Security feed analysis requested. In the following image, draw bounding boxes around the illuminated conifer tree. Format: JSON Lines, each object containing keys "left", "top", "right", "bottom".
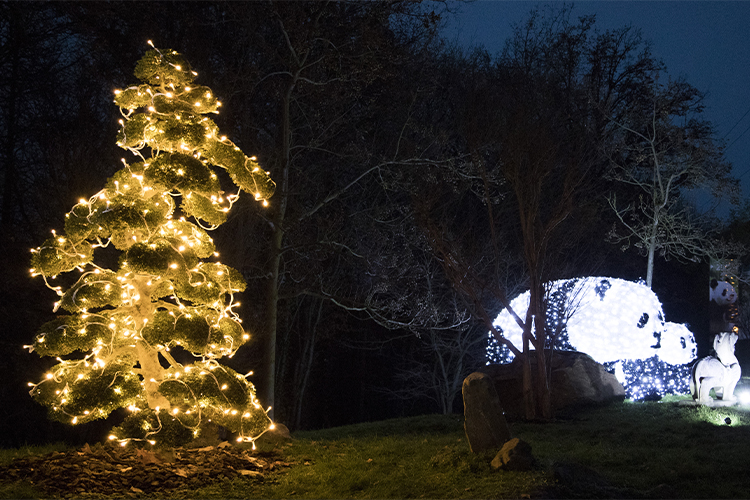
{"left": 26, "top": 43, "right": 275, "bottom": 446}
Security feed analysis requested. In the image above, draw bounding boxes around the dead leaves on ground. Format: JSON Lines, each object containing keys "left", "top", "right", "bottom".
{"left": 0, "top": 442, "right": 293, "bottom": 498}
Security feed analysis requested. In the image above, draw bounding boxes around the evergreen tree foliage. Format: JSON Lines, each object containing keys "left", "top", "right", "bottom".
{"left": 26, "top": 44, "right": 275, "bottom": 446}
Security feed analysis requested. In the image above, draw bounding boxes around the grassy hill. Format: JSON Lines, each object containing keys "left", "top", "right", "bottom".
{"left": 3, "top": 399, "right": 750, "bottom": 498}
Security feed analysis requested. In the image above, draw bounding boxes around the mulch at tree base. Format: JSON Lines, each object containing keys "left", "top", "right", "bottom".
{"left": 0, "top": 441, "right": 293, "bottom": 498}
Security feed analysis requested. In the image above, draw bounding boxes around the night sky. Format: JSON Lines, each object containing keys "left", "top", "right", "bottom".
{"left": 446, "top": 1, "right": 750, "bottom": 216}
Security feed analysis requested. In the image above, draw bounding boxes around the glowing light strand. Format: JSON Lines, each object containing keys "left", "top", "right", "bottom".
{"left": 26, "top": 43, "right": 276, "bottom": 447}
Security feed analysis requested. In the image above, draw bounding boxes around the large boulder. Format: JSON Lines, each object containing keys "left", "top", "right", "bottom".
{"left": 482, "top": 351, "right": 625, "bottom": 420}
{"left": 462, "top": 372, "right": 512, "bottom": 453}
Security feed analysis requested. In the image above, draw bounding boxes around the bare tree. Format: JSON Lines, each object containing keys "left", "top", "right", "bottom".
{"left": 199, "top": 1, "right": 454, "bottom": 421}
{"left": 386, "top": 324, "right": 487, "bottom": 415}
{"left": 408, "top": 7, "right": 665, "bottom": 420}
{"left": 364, "top": 254, "right": 486, "bottom": 415}
{"left": 310, "top": 187, "right": 490, "bottom": 415}
{"left": 606, "top": 78, "right": 739, "bottom": 288}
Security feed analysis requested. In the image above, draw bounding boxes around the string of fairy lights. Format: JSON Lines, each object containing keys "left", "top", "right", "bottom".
{"left": 487, "top": 277, "right": 698, "bottom": 400}
{"left": 26, "top": 42, "right": 276, "bottom": 447}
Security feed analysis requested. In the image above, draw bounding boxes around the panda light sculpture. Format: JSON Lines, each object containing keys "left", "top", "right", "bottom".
{"left": 487, "top": 277, "right": 697, "bottom": 400}
{"left": 709, "top": 279, "right": 738, "bottom": 336}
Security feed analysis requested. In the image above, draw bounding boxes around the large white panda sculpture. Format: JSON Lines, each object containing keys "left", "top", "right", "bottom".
{"left": 491, "top": 277, "right": 696, "bottom": 364}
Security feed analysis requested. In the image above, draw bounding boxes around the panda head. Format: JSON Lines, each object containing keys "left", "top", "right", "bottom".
{"left": 658, "top": 322, "right": 697, "bottom": 365}
{"left": 710, "top": 279, "right": 737, "bottom": 306}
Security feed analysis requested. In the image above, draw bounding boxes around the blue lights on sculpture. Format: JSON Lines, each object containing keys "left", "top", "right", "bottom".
{"left": 486, "top": 277, "right": 697, "bottom": 400}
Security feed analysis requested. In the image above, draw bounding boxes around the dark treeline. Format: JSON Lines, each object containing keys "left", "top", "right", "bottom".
{"left": 0, "top": 1, "right": 738, "bottom": 446}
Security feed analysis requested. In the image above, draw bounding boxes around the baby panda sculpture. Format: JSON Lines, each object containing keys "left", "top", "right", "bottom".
{"left": 691, "top": 331, "right": 741, "bottom": 406}
{"left": 660, "top": 322, "right": 698, "bottom": 365}
{"left": 710, "top": 279, "right": 738, "bottom": 336}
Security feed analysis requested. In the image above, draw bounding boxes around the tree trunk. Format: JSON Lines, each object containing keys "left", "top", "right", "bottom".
{"left": 525, "top": 271, "right": 552, "bottom": 420}
{"left": 521, "top": 307, "right": 535, "bottom": 420}
{"left": 265, "top": 228, "right": 281, "bottom": 420}
{"left": 291, "top": 297, "right": 322, "bottom": 430}
{"left": 292, "top": 327, "right": 315, "bottom": 430}
{"left": 533, "top": 313, "right": 552, "bottom": 419}
{"left": 135, "top": 342, "right": 171, "bottom": 410}
{"left": 264, "top": 79, "right": 294, "bottom": 421}
{"left": 432, "top": 332, "right": 451, "bottom": 414}
{"left": 646, "top": 228, "right": 656, "bottom": 289}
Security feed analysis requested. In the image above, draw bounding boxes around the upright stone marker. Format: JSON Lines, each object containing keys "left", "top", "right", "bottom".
{"left": 462, "top": 371, "right": 511, "bottom": 453}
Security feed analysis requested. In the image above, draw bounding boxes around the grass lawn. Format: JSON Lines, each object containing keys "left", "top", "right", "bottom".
{"left": 2, "top": 399, "right": 750, "bottom": 498}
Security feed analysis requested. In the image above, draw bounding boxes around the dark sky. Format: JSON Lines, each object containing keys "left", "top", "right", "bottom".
{"left": 445, "top": 1, "right": 750, "bottom": 217}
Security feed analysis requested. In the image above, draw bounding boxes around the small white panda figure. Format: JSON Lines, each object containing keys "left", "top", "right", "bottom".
{"left": 709, "top": 279, "right": 738, "bottom": 336}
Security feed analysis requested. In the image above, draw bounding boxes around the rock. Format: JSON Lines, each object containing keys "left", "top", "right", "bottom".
{"left": 272, "top": 422, "right": 292, "bottom": 439}
{"left": 551, "top": 351, "right": 625, "bottom": 409}
{"left": 482, "top": 351, "right": 625, "bottom": 420}
{"left": 255, "top": 422, "right": 292, "bottom": 447}
{"left": 490, "top": 438, "right": 534, "bottom": 471}
{"left": 462, "top": 372, "right": 512, "bottom": 453}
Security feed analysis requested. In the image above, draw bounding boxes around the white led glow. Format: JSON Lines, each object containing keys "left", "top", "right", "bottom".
{"left": 488, "top": 277, "right": 698, "bottom": 400}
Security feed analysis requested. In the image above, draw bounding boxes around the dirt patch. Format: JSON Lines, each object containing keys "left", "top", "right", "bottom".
{"left": 0, "top": 441, "right": 293, "bottom": 498}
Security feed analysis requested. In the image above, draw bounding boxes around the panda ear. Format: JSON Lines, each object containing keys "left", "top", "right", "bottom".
{"left": 710, "top": 279, "right": 718, "bottom": 289}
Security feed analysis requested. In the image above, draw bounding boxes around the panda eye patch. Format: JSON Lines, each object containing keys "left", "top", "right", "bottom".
{"left": 637, "top": 313, "right": 649, "bottom": 328}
